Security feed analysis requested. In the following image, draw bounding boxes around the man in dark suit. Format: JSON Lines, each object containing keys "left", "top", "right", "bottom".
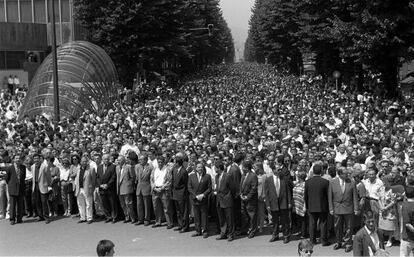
{"left": 116, "top": 156, "right": 136, "bottom": 223}
{"left": 0, "top": 155, "right": 26, "bottom": 225}
{"left": 304, "top": 162, "right": 330, "bottom": 246}
{"left": 188, "top": 163, "right": 212, "bottom": 238}
{"left": 329, "top": 167, "right": 358, "bottom": 252}
{"left": 264, "top": 161, "right": 292, "bottom": 243}
{"left": 97, "top": 154, "right": 118, "bottom": 223}
{"left": 214, "top": 161, "right": 235, "bottom": 241}
{"left": 240, "top": 159, "right": 258, "bottom": 239}
{"left": 135, "top": 153, "right": 153, "bottom": 226}
{"left": 353, "top": 210, "right": 384, "bottom": 256}
{"left": 171, "top": 152, "right": 189, "bottom": 233}
{"left": 224, "top": 153, "right": 243, "bottom": 232}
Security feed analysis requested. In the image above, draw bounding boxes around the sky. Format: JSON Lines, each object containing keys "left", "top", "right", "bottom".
{"left": 219, "top": 0, "right": 255, "bottom": 61}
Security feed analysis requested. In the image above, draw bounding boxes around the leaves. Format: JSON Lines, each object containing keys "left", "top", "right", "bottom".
{"left": 73, "top": 0, "right": 234, "bottom": 85}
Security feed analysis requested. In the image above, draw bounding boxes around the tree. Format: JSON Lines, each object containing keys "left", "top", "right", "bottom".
{"left": 74, "top": 0, "right": 234, "bottom": 85}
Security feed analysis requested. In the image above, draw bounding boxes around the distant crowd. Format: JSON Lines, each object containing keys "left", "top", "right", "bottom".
{"left": 1, "top": 63, "right": 414, "bottom": 257}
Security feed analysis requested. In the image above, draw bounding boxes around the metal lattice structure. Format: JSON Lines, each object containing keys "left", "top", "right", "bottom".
{"left": 19, "top": 41, "right": 119, "bottom": 119}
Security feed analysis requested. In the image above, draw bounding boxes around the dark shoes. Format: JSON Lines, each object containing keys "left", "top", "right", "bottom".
{"left": 166, "top": 225, "right": 174, "bottom": 229}
{"left": 203, "top": 233, "right": 208, "bottom": 239}
{"left": 10, "top": 220, "right": 15, "bottom": 225}
{"left": 248, "top": 232, "right": 255, "bottom": 239}
{"left": 144, "top": 221, "right": 150, "bottom": 226}
{"left": 333, "top": 243, "right": 342, "bottom": 250}
{"left": 152, "top": 223, "right": 162, "bottom": 228}
{"left": 123, "top": 219, "right": 131, "bottom": 223}
{"left": 37, "top": 218, "right": 45, "bottom": 222}
{"left": 180, "top": 228, "right": 190, "bottom": 233}
{"left": 45, "top": 219, "right": 51, "bottom": 224}
{"left": 345, "top": 246, "right": 352, "bottom": 253}
{"left": 191, "top": 232, "right": 202, "bottom": 237}
{"left": 78, "top": 220, "right": 86, "bottom": 224}
{"left": 16, "top": 220, "right": 23, "bottom": 224}
{"left": 135, "top": 221, "right": 144, "bottom": 226}
{"left": 283, "top": 237, "right": 290, "bottom": 244}
{"left": 322, "top": 242, "right": 331, "bottom": 247}
{"left": 111, "top": 218, "right": 117, "bottom": 224}
{"left": 269, "top": 236, "right": 279, "bottom": 242}
{"left": 227, "top": 237, "right": 234, "bottom": 242}
{"left": 87, "top": 220, "right": 93, "bottom": 224}
{"left": 216, "top": 235, "right": 228, "bottom": 240}
{"left": 174, "top": 227, "right": 182, "bottom": 231}
{"left": 105, "top": 218, "right": 112, "bottom": 223}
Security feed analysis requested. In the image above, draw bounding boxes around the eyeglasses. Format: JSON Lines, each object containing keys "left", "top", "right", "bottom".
{"left": 302, "top": 249, "right": 313, "bottom": 254}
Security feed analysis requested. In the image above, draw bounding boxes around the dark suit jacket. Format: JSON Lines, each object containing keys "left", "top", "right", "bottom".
{"left": 304, "top": 175, "right": 329, "bottom": 213}
{"left": 171, "top": 165, "right": 188, "bottom": 201}
{"left": 227, "top": 164, "right": 241, "bottom": 196}
{"left": 1, "top": 164, "right": 26, "bottom": 196}
{"left": 328, "top": 177, "right": 358, "bottom": 215}
{"left": 116, "top": 164, "right": 136, "bottom": 195}
{"left": 353, "top": 227, "right": 384, "bottom": 257}
{"left": 240, "top": 172, "right": 258, "bottom": 205}
{"left": 264, "top": 175, "right": 292, "bottom": 211}
{"left": 215, "top": 172, "right": 235, "bottom": 208}
{"left": 135, "top": 163, "right": 154, "bottom": 196}
{"left": 97, "top": 163, "right": 116, "bottom": 192}
{"left": 188, "top": 172, "right": 212, "bottom": 205}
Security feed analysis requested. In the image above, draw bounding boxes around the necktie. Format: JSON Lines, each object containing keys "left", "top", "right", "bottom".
{"left": 198, "top": 174, "right": 201, "bottom": 183}
{"left": 341, "top": 180, "right": 345, "bottom": 193}
{"left": 218, "top": 174, "right": 222, "bottom": 189}
{"left": 103, "top": 165, "right": 106, "bottom": 175}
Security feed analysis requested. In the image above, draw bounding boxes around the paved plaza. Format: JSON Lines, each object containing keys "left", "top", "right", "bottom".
{"left": 0, "top": 217, "right": 400, "bottom": 256}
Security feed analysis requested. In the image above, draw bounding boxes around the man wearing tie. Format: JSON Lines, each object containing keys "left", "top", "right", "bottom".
{"left": 171, "top": 152, "right": 189, "bottom": 233}
{"left": 188, "top": 162, "right": 212, "bottom": 238}
{"left": 97, "top": 154, "right": 117, "bottom": 223}
{"left": 264, "top": 161, "right": 292, "bottom": 243}
{"left": 0, "top": 155, "right": 26, "bottom": 225}
{"left": 329, "top": 167, "right": 359, "bottom": 252}
{"left": 31, "top": 152, "right": 52, "bottom": 223}
{"left": 224, "top": 154, "right": 243, "bottom": 232}
{"left": 240, "top": 160, "right": 258, "bottom": 239}
{"left": 116, "top": 155, "right": 136, "bottom": 223}
{"left": 215, "top": 161, "right": 236, "bottom": 241}
{"left": 135, "top": 154, "right": 154, "bottom": 226}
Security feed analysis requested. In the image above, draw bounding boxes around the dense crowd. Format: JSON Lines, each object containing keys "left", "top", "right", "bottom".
{"left": 1, "top": 63, "right": 414, "bottom": 256}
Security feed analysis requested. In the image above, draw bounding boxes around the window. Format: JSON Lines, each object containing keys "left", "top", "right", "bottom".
{"left": 0, "top": 52, "right": 5, "bottom": 69}
{"left": 0, "top": 1, "right": 5, "bottom": 22}
{"left": 20, "top": 0, "right": 33, "bottom": 23}
{"left": 5, "top": 51, "right": 26, "bottom": 69}
{"left": 34, "top": 0, "right": 46, "bottom": 23}
{"left": 60, "top": 0, "right": 69, "bottom": 22}
{"left": 6, "top": 0, "right": 19, "bottom": 22}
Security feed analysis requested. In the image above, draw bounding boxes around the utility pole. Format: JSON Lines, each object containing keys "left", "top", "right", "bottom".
{"left": 51, "top": 0, "right": 60, "bottom": 123}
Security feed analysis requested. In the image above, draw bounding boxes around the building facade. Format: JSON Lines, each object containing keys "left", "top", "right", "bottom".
{"left": 0, "top": 0, "right": 86, "bottom": 88}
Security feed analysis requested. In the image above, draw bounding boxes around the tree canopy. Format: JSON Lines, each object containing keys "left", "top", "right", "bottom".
{"left": 74, "top": 0, "right": 234, "bottom": 86}
{"left": 245, "top": 0, "right": 414, "bottom": 95}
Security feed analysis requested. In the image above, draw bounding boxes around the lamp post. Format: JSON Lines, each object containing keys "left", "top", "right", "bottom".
{"left": 333, "top": 70, "right": 341, "bottom": 91}
{"left": 50, "top": 0, "right": 60, "bottom": 123}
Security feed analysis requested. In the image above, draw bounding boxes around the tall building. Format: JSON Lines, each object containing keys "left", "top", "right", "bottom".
{"left": 0, "top": 0, "right": 86, "bottom": 88}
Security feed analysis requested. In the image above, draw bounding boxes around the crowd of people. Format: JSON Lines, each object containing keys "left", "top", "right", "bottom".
{"left": 1, "top": 63, "right": 414, "bottom": 256}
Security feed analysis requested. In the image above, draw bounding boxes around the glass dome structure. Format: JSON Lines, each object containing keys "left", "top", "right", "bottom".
{"left": 19, "top": 41, "right": 119, "bottom": 119}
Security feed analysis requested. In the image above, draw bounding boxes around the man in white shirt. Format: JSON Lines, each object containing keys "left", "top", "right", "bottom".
{"left": 362, "top": 169, "right": 383, "bottom": 224}
{"left": 353, "top": 210, "right": 384, "bottom": 256}
{"left": 120, "top": 136, "right": 140, "bottom": 157}
{"left": 151, "top": 154, "right": 173, "bottom": 228}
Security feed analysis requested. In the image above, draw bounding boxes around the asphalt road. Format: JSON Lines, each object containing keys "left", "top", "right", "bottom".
{"left": 0, "top": 216, "right": 400, "bottom": 256}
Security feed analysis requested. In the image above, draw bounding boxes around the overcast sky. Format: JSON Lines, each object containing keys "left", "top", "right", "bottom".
{"left": 219, "top": 0, "right": 255, "bottom": 61}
